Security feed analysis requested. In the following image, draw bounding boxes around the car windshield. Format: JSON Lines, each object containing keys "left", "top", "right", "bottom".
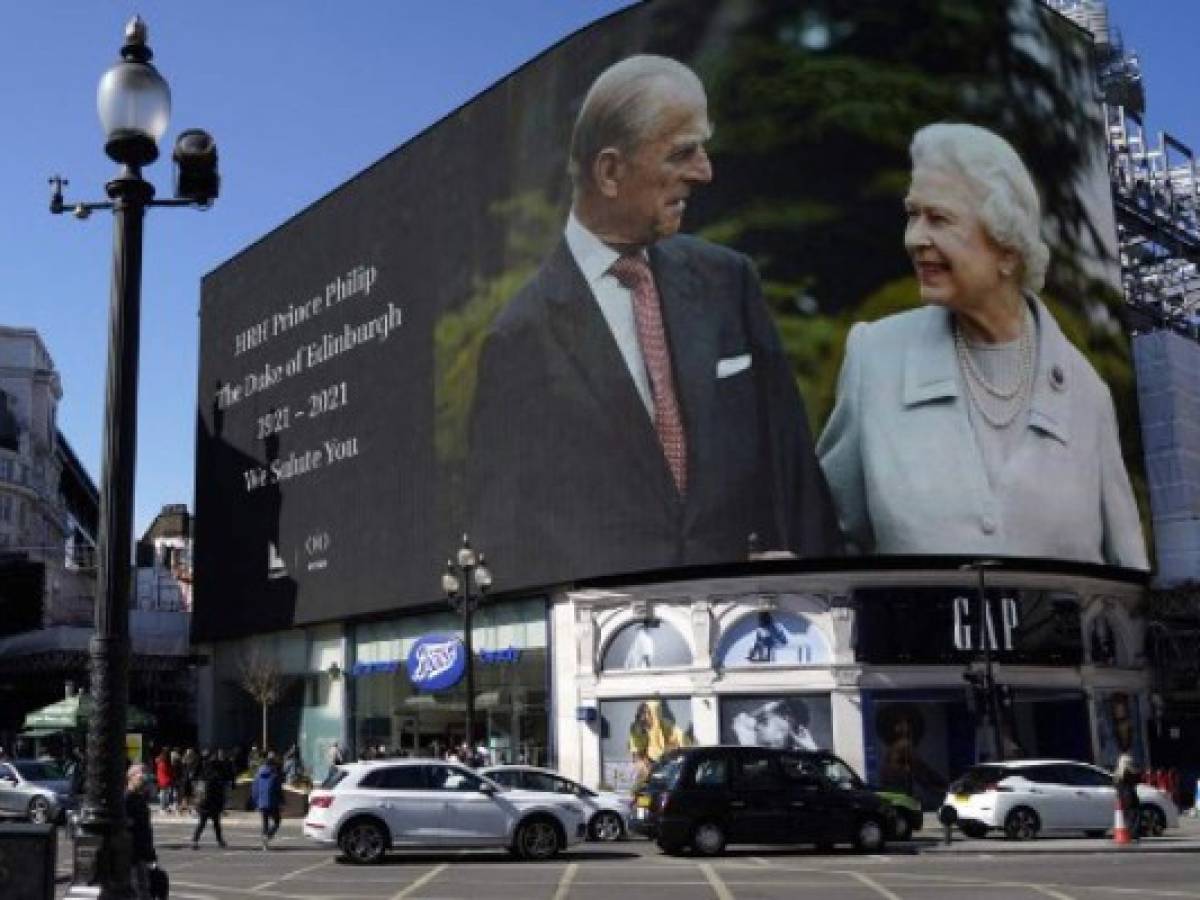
{"left": 14, "top": 762, "right": 63, "bottom": 781}
{"left": 645, "top": 752, "right": 684, "bottom": 790}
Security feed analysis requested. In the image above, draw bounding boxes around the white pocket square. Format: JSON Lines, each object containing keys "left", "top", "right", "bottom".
{"left": 716, "top": 353, "right": 752, "bottom": 378}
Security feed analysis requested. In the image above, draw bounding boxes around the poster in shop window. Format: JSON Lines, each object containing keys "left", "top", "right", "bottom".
{"left": 599, "top": 698, "right": 695, "bottom": 793}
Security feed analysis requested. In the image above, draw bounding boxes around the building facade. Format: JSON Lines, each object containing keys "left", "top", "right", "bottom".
{"left": 552, "top": 562, "right": 1147, "bottom": 806}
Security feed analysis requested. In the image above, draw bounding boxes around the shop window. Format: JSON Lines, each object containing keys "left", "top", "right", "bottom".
{"left": 720, "top": 695, "right": 833, "bottom": 751}
{"left": 716, "top": 609, "right": 830, "bottom": 669}
{"left": 599, "top": 698, "right": 695, "bottom": 792}
{"left": 601, "top": 619, "right": 692, "bottom": 671}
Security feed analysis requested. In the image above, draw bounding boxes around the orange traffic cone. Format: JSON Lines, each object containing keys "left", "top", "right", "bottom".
{"left": 1113, "top": 801, "right": 1133, "bottom": 845}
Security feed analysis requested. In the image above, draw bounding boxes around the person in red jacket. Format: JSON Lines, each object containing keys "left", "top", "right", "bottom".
{"left": 154, "top": 749, "right": 176, "bottom": 814}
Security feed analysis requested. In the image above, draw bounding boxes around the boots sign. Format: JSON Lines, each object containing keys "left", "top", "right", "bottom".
{"left": 854, "top": 586, "right": 1083, "bottom": 666}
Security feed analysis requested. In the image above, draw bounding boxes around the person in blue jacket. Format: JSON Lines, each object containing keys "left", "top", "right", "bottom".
{"left": 251, "top": 752, "right": 284, "bottom": 850}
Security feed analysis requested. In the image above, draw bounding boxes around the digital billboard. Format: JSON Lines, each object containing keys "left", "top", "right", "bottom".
{"left": 195, "top": 0, "right": 1149, "bottom": 640}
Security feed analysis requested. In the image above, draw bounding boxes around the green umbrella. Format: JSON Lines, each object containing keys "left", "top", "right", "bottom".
{"left": 22, "top": 694, "right": 156, "bottom": 732}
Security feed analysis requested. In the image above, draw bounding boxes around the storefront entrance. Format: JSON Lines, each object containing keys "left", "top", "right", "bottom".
{"left": 350, "top": 598, "right": 549, "bottom": 764}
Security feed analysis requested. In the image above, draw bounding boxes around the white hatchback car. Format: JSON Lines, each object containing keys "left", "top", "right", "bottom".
{"left": 942, "top": 760, "right": 1179, "bottom": 840}
{"left": 304, "top": 760, "right": 588, "bottom": 863}
{"left": 481, "top": 765, "right": 631, "bottom": 842}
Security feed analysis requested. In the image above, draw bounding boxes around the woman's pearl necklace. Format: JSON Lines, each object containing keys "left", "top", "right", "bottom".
{"left": 954, "top": 303, "right": 1035, "bottom": 429}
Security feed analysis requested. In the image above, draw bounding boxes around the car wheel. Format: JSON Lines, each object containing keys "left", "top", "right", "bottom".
{"left": 589, "top": 811, "right": 624, "bottom": 842}
{"left": 515, "top": 816, "right": 561, "bottom": 861}
{"left": 1139, "top": 805, "right": 1167, "bottom": 837}
{"left": 959, "top": 822, "right": 989, "bottom": 840}
{"left": 1003, "top": 807, "right": 1040, "bottom": 841}
{"left": 891, "top": 813, "right": 913, "bottom": 841}
{"left": 27, "top": 797, "right": 51, "bottom": 825}
{"left": 339, "top": 818, "right": 387, "bottom": 864}
{"left": 854, "top": 817, "right": 887, "bottom": 853}
{"left": 691, "top": 821, "right": 727, "bottom": 857}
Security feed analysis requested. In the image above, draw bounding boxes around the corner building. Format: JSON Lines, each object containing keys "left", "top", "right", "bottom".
{"left": 552, "top": 560, "right": 1148, "bottom": 808}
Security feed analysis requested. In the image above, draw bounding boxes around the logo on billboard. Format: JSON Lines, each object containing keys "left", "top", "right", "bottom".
{"left": 407, "top": 634, "right": 466, "bottom": 691}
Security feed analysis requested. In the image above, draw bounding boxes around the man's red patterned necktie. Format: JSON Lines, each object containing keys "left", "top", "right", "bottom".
{"left": 610, "top": 254, "right": 687, "bottom": 496}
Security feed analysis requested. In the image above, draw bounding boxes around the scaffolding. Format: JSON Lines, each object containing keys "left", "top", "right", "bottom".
{"left": 1047, "top": 0, "right": 1200, "bottom": 337}
{"left": 1108, "top": 105, "right": 1200, "bottom": 332}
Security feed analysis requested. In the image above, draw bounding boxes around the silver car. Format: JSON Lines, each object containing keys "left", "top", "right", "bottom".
{"left": 0, "top": 760, "right": 75, "bottom": 824}
{"left": 481, "top": 765, "right": 631, "bottom": 842}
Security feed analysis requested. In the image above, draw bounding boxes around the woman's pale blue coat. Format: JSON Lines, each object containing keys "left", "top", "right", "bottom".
{"left": 816, "top": 297, "right": 1149, "bottom": 570}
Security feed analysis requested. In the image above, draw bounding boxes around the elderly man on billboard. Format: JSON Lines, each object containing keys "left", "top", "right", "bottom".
{"left": 467, "top": 54, "right": 837, "bottom": 587}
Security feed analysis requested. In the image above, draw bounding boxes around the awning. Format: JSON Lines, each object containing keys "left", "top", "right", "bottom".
{"left": 22, "top": 694, "right": 156, "bottom": 731}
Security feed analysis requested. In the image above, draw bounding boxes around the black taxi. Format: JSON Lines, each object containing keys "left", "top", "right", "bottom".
{"left": 629, "top": 745, "right": 894, "bottom": 855}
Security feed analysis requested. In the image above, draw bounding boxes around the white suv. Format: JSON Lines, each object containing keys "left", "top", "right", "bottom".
{"left": 943, "top": 760, "right": 1178, "bottom": 840}
{"left": 304, "top": 760, "right": 587, "bottom": 863}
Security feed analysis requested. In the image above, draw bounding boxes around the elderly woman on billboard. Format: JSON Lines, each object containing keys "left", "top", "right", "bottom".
{"left": 817, "top": 123, "right": 1147, "bottom": 569}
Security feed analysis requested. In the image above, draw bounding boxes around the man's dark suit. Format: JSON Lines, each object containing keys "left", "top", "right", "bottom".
{"left": 467, "top": 233, "right": 838, "bottom": 589}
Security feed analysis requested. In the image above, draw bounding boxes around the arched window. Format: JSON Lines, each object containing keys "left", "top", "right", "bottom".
{"left": 601, "top": 619, "right": 692, "bottom": 671}
{"left": 716, "top": 609, "right": 830, "bottom": 668}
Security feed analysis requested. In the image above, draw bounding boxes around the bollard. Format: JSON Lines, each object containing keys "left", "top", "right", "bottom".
{"left": 938, "top": 804, "right": 958, "bottom": 845}
{"left": 0, "top": 823, "right": 56, "bottom": 900}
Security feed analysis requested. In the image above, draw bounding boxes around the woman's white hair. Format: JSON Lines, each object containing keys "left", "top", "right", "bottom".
{"left": 910, "top": 123, "right": 1050, "bottom": 293}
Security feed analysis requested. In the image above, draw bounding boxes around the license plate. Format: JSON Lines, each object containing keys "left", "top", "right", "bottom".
{"left": 635, "top": 807, "right": 648, "bottom": 820}
{"left": 636, "top": 795, "right": 651, "bottom": 808}
{"left": 954, "top": 794, "right": 970, "bottom": 802}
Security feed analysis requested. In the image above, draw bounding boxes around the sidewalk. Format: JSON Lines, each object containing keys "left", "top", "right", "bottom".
{"left": 916, "top": 812, "right": 1200, "bottom": 854}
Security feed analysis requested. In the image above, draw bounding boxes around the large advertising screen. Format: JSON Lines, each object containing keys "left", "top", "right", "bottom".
{"left": 195, "top": 0, "right": 1149, "bottom": 639}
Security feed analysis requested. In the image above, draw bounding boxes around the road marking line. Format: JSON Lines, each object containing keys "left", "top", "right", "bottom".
{"left": 250, "top": 856, "right": 332, "bottom": 892}
{"left": 700, "top": 861, "right": 736, "bottom": 900}
{"left": 844, "top": 870, "right": 904, "bottom": 900}
{"left": 174, "top": 880, "right": 330, "bottom": 900}
{"left": 1033, "top": 886, "right": 1078, "bottom": 900}
{"left": 390, "top": 863, "right": 449, "bottom": 900}
{"left": 552, "top": 862, "right": 578, "bottom": 900}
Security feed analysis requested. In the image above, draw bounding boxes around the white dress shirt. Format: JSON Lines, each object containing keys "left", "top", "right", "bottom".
{"left": 564, "top": 212, "right": 654, "bottom": 416}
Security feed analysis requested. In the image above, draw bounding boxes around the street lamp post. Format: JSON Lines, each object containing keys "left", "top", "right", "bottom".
{"left": 52, "top": 17, "right": 218, "bottom": 899}
{"left": 442, "top": 535, "right": 492, "bottom": 751}
{"left": 963, "top": 560, "right": 1004, "bottom": 763}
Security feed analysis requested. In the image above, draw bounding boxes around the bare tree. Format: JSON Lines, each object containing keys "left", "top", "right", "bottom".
{"left": 238, "top": 643, "right": 286, "bottom": 751}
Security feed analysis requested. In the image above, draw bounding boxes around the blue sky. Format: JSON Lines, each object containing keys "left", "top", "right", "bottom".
{"left": 0, "top": 0, "right": 1194, "bottom": 536}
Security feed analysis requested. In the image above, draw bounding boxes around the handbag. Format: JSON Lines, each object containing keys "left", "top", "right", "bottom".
{"left": 149, "top": 865, "right": 169, "bottom": 899}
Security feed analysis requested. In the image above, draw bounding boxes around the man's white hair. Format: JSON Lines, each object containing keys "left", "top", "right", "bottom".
{"left": 569, "top": 54, "right": 706, "bottom": 193}
{"left": 910, "top": 123, "right": 1050, "bottom": 293}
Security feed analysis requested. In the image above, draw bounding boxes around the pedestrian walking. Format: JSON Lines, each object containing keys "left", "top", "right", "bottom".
{"left": 283, "top": 744, "right": 302, "bottom": 784}
{"left": 179, "top": 747, "right": 199, "bottom": 813}
{"left": 326, "top": 741, "right": 345, "bottom": 780}
{"left": 154, "top": 749, "right": 175, "bottom": 814}
{"left": 191, "top": 751, "right": 228, "bottom": 849}
{"left": 125, "top": 763, "right": 159, "bottom": 899}
{"left": 252, "top": 752, "right": 285, "bottom": 850}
